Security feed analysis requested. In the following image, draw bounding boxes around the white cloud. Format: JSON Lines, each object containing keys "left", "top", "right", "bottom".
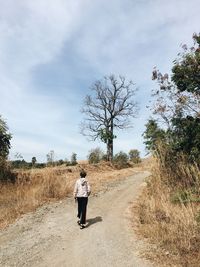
{"left": 0, "top": 0, "right": 82, "bottom": 69}
{"left": 0, "top": 0, "right": 88, "bottom": 161}
{"left": 73, "top": 0, "right": 200, "bottom": 79}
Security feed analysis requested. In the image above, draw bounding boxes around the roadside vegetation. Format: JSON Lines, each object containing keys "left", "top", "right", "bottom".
{"left": 135, "top": 34, "right": 200, "bottom": 267}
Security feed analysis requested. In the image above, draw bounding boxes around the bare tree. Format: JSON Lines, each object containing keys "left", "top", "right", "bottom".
{"left": 46, "top": 150, "right": 54, "bottom": 166}
{"left": 81, "top": 75, "right": 138, "bottom": 161}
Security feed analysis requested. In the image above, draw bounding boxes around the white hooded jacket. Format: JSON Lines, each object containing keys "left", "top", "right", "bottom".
{"left": 74, "top": 178, "right": 91, "bottom": 198}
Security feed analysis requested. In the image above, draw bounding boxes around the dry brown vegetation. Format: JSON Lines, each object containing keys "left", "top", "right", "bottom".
{"left": 0, "top": 162, "right": 140, "bottom": 229}
{"left": 134, "top": 156, "right": 200, "bottom": 267}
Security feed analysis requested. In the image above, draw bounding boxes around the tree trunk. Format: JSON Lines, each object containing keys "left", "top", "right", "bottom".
{"left": 107, "top": 139, "right": 113, "bottom": 162}
{"left": 107, "top": 121, "right": 114, "bottom": 162}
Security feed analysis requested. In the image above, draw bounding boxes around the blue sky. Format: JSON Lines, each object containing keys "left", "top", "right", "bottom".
{"left": 1, "top": 0, "right": 200, "bottom": 162}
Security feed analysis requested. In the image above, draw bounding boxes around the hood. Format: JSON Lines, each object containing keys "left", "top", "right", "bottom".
{"left": 80, "top": 178, "right": 87, "bottom": 186}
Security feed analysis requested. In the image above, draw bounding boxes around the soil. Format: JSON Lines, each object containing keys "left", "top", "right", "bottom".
{"left": 0, "top": 171, "right": 156, "bottom": 267}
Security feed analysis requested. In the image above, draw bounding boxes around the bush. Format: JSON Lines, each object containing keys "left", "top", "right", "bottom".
{"left": 71, "top": 153, "right": 77, "bottom": 166}
{"left": 113, "top": 151, "right": 129, "bottom": 169}
{"left": 56, "top": 159, "right": 64, "bottom": 166}
{"left": 101, "top": 154, "right": 108, "bottom": 161}
{"left": 11, "top": 160, "right": 32, "bottom": 169}
{"left": 129, "top": 149, "right": 141, "bottom": 163}
{"left": 88, "top": 147, "right": 104, "bottom": 164}
{"left": 35, "top": 163, "right": 46, "bottom": 169}
{"left": 65, "top": 159, "right": 71, "bottom": 166}
{"left": 0, "top": 159, "right": 16, "bottom": 183}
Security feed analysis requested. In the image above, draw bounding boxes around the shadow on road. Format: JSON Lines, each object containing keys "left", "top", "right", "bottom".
{"left": 86, "top": 216, "right": 102, "bottom": 228}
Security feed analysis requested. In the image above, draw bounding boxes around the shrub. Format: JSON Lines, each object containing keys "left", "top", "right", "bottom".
{"left": 35, "top": 163, "right": 46, "bottom": 168}
{"left": 70, "top": 153, "right": 77, "bottom": 166}
{"left": 195, "top": 211, "right": 200, "bottom": 224}
{"left": 88, "top": 147, "right": 104, "bottom": 164}
{"left": 113, "top": 151, "right": 129, "bottom": 169}
{"left": 129, "top": 149, "right": 141, "bottom": 163}
{"left": 0, "top": 159, "right": 16, "bottom": 183}
{"left": 56, "top": 159, "right": 64, "bottom": 166}
{"left": 170, "top": 189, "right": 191, "bottom": 203}
{"left": 65, "top": 159, "right": 71, "bottom": 166}
{"left": 101, "top": 154, "right": 108, "bottom": 161}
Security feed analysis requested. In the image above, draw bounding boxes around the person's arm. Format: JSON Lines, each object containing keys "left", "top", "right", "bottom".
{"left": 87, "top": 181, "right": 91, "bottom": 196}
{"left": 73, "top": 181, "right": 78, "bottom": 198}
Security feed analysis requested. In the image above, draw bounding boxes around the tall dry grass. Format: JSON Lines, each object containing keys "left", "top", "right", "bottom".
{"left": 135, "top": 155, "right": 200, "bottom": 267}
{"left": 0, "top": 167, "right": 71, "bottom": 228}
{"left": 0, "top": 162, "right": 139, "bottom": 229}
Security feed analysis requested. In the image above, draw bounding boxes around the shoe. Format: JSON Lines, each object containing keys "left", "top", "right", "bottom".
{"left": 80, "top": 224, "right": 85, "bottom": 229}
{"left": 77, "top": 220, "right": 81, "bottom": 225}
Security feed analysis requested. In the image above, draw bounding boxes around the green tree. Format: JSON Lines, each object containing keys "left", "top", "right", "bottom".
{"left": 71, "top": 153, "right": 77, "bottom": 165}
{"left": 129, "top": 149, "right": 141, "bottom": 163}
{"left": 32, "top": 157, "right": 37, "bottom": 166}
{"left": 0, "top": 116, "right": 12, "bottom": 159}
{"left": 143, "top": 120, "right": 166, "bottom": 152}
{"left": 149, "top": 33, "right": 200, "bottom": 163}
{"left": 171, "top": 116, "right": 200, "bottom": 162}
{"left": 152, "top": 34, "right": 200, "bottom": 121}
{"left": 171, "top": 33, "right": 200, "bottom": 95}
{"left": 81, "top": 75, "right": 138, "bottom": 162}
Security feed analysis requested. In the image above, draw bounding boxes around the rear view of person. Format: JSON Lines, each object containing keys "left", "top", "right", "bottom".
{"left": 74, "top": 170, "right": 91, "bottom": 229}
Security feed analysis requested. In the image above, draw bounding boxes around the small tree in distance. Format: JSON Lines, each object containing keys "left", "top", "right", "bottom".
{"left": 129, "top": 149, "right": 141, "bottom": 163}
{"left": 32, "top": 157, "right": 37, "bottom": 167}
{"left": 46, "top": 150, "right": 54, "bottom": 166}
{"left": 81, "top": 75, "right": 138, "bottom": 162}
{"left": 71, "top": 153, "right": 77, "bottom": 165}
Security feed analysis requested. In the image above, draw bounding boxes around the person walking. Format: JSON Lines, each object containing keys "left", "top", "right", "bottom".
{"left": 74, "top": 170, "right": 91, "bottom": 229}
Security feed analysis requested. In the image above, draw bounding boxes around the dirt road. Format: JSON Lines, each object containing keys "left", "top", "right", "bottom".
{"left": 0, "top": 171, "right": 155, "bottom": 267}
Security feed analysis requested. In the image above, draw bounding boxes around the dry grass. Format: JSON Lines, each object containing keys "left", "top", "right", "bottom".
{"left": 0, "top": 161, "right": 139, "bottom": 229}
{"left": 0, "top": 168, "right": 71, "bottom": 228}
{"left": 134, "top": 158, "right": 200, "bottom": 267}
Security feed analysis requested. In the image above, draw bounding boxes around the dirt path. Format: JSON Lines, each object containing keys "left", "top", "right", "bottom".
{"left": 0, "top": 171, "right": 155, "bottom": 267}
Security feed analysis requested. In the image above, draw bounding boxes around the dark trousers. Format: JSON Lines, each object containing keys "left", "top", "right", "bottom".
{"left": 77, "top": 197, "right": 88, "bottom": 224}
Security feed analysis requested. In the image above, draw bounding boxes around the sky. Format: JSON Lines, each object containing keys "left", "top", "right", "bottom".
{"left": 0, "top": 0, "right": 200, "bottom": 162}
